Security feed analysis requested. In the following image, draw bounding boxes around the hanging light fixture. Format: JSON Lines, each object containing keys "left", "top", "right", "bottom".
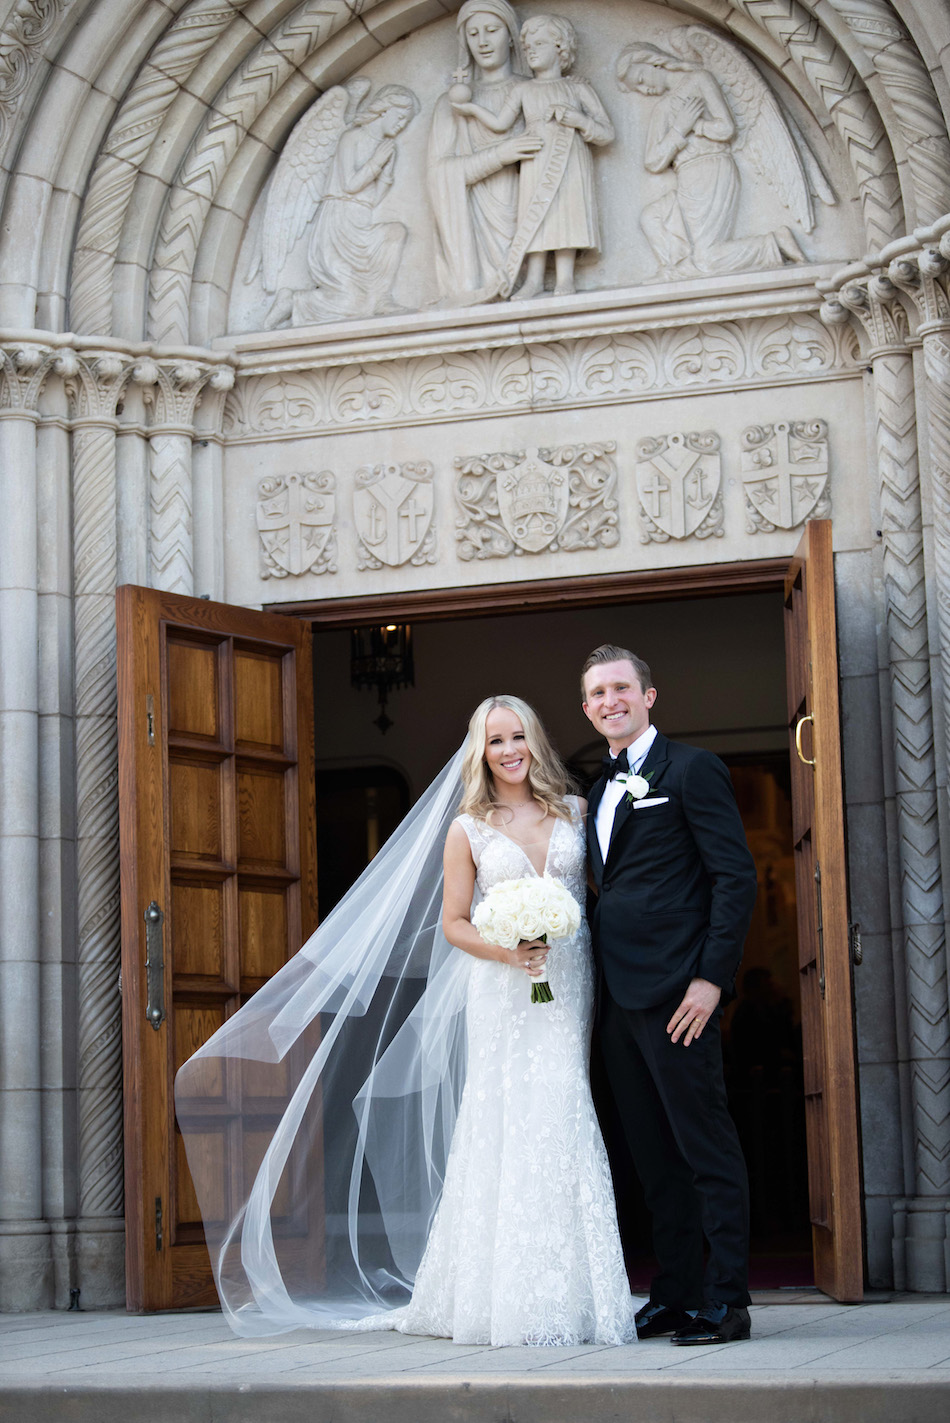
{"left": 350, "top": 623, "right": 414, "bottom": 733}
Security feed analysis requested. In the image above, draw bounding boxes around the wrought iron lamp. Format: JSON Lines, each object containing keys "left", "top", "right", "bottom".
{"left": 350, "top": 623, "right": 414, "bottom": 733}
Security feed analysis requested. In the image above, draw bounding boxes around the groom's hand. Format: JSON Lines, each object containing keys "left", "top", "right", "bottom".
{"left": 667, "top": 977, "right": 721, "bottom": 1046}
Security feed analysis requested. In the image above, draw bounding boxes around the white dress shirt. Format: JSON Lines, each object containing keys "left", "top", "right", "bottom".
{"left": 594, "top": 724, "right": 658, "bottom": 864}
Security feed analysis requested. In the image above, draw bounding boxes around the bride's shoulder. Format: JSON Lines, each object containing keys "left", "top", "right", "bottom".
{"left": 564, "top": 793, "right": 588, "bottom": 822}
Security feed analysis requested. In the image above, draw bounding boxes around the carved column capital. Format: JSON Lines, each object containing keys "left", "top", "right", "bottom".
{"left": 886, "top": 246, "right": 950, "bottom": 334}
{"left": 0, "top": 342, "right": 55, "bottom": 412}
{"left": 61, "top": 351, "right": 135, "bottom": 426}
{"left": 821, "top": 278, "right": 914, "bottom": 355}
{"left": 144, "top": 359, "right": 235, "bottom": 434}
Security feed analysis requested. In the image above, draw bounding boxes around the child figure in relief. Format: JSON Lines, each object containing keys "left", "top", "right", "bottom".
{"left": 451, "top": 14, "right": 614, "bottom": 298}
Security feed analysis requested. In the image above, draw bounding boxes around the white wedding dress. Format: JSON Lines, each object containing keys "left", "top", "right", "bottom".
{"left": 355, "top": 798, "right": 636, "bottom": 1347}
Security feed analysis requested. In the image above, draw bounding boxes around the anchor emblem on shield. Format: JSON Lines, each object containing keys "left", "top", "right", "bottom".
{"left": 636, "top": 432, "right": 722, "bottom": 543}
{"left": 354, "top": 461, "right": 436, "bottom": 570}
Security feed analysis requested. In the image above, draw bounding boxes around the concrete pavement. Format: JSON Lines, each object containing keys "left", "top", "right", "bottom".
{"left": 1, "top": 1291, "right": 949, "bottom": 1421}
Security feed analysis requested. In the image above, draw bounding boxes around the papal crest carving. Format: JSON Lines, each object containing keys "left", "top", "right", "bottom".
{"left": 354, "top": 461, "right": 436, "bottom": 570}
{"left": 257, "top": 471, "right": 337, "bottom": 578}
{"left": 635, "top": 432, "right": 723, "bottom": 544}
{"left": 496, "top": 452, "right": 570, "bottom": 553}
{"left": 455, "top": 443, "right": 619, "bottom": 561}
{"left": 741, "top": 420, "right": 830, "bottom": 532}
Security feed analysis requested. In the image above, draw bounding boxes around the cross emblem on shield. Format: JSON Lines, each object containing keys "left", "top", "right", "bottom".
{"left": 257, "top": 471, "right": 336, "bottom": 577}
{"left": 741, "top": 421, "right": 829, "bottom": 531}
{"left": 354, "top": 461, "right": 435, "bottom": 568}
{"left": 636, "top": 432, "right": 722, "bottom": 542}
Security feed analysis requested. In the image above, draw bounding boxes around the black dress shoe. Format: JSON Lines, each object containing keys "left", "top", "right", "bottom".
{"left": 670, "top": 1301, "right": 751, "bottom": 1345}
{"left": 634, "top": 1302, "right": 695, "bottom": 1340}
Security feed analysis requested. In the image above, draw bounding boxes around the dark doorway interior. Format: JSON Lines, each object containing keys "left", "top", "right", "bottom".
{"left": 310, "top": 590, "right": 811, "bottom": 1288}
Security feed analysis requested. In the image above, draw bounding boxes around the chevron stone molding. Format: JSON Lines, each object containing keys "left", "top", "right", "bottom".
{"left": 823, "top": 218, "right": 950, "bottom": 1289}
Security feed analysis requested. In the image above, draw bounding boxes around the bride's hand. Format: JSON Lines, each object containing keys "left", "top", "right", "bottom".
{"left": 510, "top": 939, "right": 549, "bottom": 977}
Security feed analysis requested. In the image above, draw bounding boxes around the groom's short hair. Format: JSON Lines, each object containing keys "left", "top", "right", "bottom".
{"left": 580, "top": 644, "right": 652, "bottom": 700}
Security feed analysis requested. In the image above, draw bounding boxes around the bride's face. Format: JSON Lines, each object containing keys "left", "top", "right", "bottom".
{"left": 464, "top": 14, "right": 511, "bottom": 73}
{"left": 484, "top": 707, "right": 532, "bottom": 788}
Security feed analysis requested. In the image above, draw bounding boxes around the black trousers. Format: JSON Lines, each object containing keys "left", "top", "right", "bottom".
{"left": 599, "top": 985, "right": 751, "bottom": 1309}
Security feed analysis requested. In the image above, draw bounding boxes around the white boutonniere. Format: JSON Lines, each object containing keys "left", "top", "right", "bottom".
{"left": 615, "top": 769, "right": 654, "bottom": 805}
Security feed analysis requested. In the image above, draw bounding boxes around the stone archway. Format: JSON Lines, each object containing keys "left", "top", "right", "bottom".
{"left": 1, "top": 0, "right": 949, "bottom": 1308}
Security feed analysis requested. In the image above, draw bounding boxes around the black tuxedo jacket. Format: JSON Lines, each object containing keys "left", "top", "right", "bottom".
{"left": 587, "top": 732, "right": 757, "bottom": 1010}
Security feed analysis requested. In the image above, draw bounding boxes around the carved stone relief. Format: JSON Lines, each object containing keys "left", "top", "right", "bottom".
{"left": 740, "top": 420, "right": 830, "bottom": 532}
{"left": 354, "top": 461, "right": 436, "bottom": 570}
{"left": 0, "top": 1, "right": 71, "bottom": 160}
{"left": 227, "top": 6, "right": 848, "bottom": 333}
{"left": 615, "top": 26, "right": 833, "bottom": 282}
{"left": 455, "top": 442, "right": 618, "bottom": 560}
{"left": 636, "top": 432, "right": 723, "bottom": 543}
{"left": 253, "top": 80, "right": 420, "bottom": 329}
{"left": 257, "top": 472, "right": 337, "bottom": 578}
{"left": 223, "top": 315, "right": 860, "bottom": 441}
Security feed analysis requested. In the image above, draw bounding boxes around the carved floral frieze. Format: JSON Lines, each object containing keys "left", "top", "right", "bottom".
{"left": 740, "top": 420, "right": 830, "bottom": 532}
{"left": 223, "top": 316, "right": 859, "bottom": 441}
{"left": 636, "top": 432, "right": 723, "bottom": 544}
{"left": 455, "top": 442, "right": 619, "bottom": 560}
{"left": 257, "top": 471, "right": 337, "bottom": 578}
{"left": 354, "top": 461, "right": 436, "bottom": 570}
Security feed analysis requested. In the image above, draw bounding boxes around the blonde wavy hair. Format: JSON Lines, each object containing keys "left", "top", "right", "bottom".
{"left": 459, "top": 695, "right": 574, "bottom": 823}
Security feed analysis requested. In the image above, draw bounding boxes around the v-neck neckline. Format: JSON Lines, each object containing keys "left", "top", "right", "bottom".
{"left": 486, "top": 813, "right": 559, "bottom": 879}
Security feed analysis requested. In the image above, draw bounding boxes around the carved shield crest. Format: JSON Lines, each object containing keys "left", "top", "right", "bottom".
{"left": 354, "top": 461, "right": 435, "bottom": 570}
{"left": 741, "top": 421, "right": 830, "bottom": 532}
{"left": 635, "top": 433, "right": 722, "bottom": 542}
{"left": 496, "top": 450, "right": 570, "bottom": 553}
{"left": 257, "top": 471, "right": 336, "bottom": 578}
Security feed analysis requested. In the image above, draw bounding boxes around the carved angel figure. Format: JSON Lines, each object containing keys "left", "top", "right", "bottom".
{"left": 254, "top": 80, "right": 420, "bottom": 328}
{"left": 616, "top": 27, "right": 833, "bottom": 281}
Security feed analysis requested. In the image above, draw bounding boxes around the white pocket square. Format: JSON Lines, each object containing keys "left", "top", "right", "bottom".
{"left": 632, "top": 796, "right": 670, "bottom": 809}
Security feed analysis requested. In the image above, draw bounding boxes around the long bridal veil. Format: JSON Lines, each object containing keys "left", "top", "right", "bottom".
{"left": 175, "top": 749, "right": 470, "bottom": 1335}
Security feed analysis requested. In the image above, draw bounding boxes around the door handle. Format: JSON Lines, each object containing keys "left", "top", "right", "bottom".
{"left": 795, "top": 713, "right": 815, "bottom": 767}
{"left": 144, "top": 901, "right": 166, "bottom": 1030}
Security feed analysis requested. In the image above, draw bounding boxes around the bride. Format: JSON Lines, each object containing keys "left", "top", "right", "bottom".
{"left": 176, "top": 695, "right": 636, "bottom": 1346}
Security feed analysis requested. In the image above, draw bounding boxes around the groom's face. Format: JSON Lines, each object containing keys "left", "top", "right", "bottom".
{"left": 582, "top": 659, "right": 657, "bottom": 750}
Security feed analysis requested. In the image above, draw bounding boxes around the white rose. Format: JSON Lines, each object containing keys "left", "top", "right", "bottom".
{"left": 626, "top": 773, "right": 650, "bottom": 799}
{"left": 491, "top": 888, "right": 521, "bottom": 918}
{"left": 517, "top": 906, "right": 544, "bottom": 941}
{"left": 520, "top": 881, "right": 547, "bottom": 911}
{"left": 542, "top": 904, "right": 568, "bottom": 938}
{"left": 490, "top": 911, "right": 521, "bottom": 951}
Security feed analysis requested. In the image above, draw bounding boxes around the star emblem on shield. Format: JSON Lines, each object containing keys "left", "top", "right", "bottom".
{"left": 741, "top": 421, "right": 830, "bottom": 532}
{"left": 257, "top": 471, "right": 336, "bottom": 577}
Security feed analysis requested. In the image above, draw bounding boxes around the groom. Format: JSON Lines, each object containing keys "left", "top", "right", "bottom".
{"left": 582, "top": 644, "right": 758, "bottom": 1345}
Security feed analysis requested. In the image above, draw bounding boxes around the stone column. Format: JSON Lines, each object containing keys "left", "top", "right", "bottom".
{"left": 877, "top": 240, "right": 950, "bottom": 1289}
{"left": 143, "top": 360, "right": 216, "bottom": 596}
{"left": 66, "top": 352, "right": 132, "bottom": 1306}
{"left": 192, "top": 366, "right": 234, "bottom": 602}
{"left": 0, "top": 343, "right": 53, "bottom": 1309}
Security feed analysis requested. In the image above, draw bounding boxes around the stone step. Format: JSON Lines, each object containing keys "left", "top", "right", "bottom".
{"left": 2, "top": 1375, "right": 950, "bottom": 1423}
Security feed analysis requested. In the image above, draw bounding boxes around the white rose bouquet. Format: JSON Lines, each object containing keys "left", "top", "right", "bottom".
{"left": 472, "top": 873, "right": 581, "bottom": 1004}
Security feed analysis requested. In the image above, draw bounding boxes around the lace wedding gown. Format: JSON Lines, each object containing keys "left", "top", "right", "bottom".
{"left": 357, "top": 799, "right": 636, "bottom": 1347}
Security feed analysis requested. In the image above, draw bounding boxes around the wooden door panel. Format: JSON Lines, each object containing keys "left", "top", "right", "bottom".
{"left": 118, "top": 585, "right": 316, "bottom": 1311}
{"left": 783, "top": 520, "right": 863, "bottom": 1301}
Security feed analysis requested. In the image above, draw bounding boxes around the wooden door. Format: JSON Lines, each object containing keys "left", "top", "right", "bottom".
{"left": 117, "top": 586, "right": 317, "bottom": 1311}
{"left": 784, "top": 521, "right": 863, "bottom": 1301}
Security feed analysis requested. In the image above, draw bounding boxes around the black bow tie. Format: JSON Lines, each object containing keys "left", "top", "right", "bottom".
{"left": 602, "top": 748, "right": 630, "bottom": 781}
